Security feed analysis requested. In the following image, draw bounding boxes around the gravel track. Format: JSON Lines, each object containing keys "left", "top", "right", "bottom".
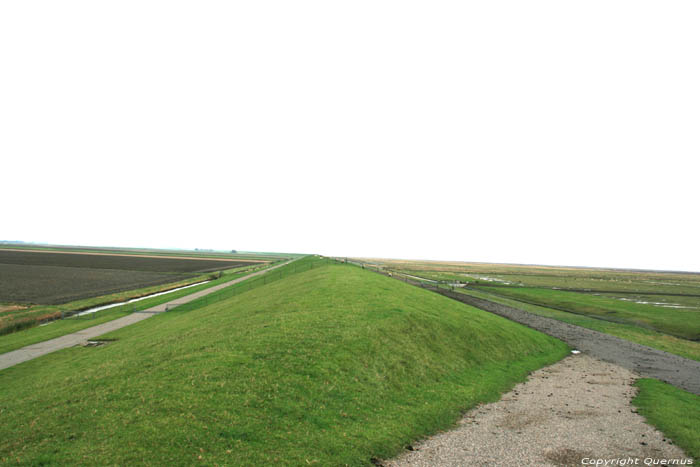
{"left": 386, "top": 354, "right": 691, "bottom": 466}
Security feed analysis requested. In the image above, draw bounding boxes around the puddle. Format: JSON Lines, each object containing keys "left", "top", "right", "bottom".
{"left": 596, "top": 295, "right": 700, "bottom": 310}
{"left": 461, "top": 274, "right": 514, "bottom": 285}
{"left": 74, "top": 280, "right": 211, "bottom": 317}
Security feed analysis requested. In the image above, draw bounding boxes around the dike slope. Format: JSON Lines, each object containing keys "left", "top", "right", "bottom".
{"left": 0, "top": 264, "right": 567, "bottom": 466}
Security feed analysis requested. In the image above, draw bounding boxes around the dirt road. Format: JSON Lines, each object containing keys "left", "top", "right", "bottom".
{"left": 0, "top": 259, "right": 293, "bottom": 371}
{"left": 386, "top": 354, "right": 690, "bottom": 466}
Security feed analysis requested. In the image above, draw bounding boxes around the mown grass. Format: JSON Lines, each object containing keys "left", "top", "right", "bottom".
{"left": 457, "top": 287, "right": 700, "bottom": 361}
{"left": 0, "top": 267, "right": 261, "bottom": 355}
{"left": 469, "top": 286, "right": 700, "bottom": 341}
{"left": 170, "top": 254, "right": 326, "bottom": 313}
{"left": 0, "top": 264, "right": 568, "bottom": 466}
{"left": 632, "top": 379, "right": 700, "bottom": 461}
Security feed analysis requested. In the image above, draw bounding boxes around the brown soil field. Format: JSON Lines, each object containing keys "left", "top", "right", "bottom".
{"left": 0, "top": 263, "right": 193, "bottom": 305}
{"left": 0, "top": 249, "right": 253, "bottom": 273}
{"left": 0, "top": 247, "right": 269, "bottom": 262}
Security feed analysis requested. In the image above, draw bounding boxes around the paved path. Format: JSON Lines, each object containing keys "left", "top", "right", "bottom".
{"left": 0, "top": 260, "right": 293, "bottom": 371}
{"left": 386, "top": 354, "right": 690, "bottom": 466}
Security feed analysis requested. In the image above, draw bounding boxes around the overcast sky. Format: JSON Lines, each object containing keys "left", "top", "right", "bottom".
{"left": 2, "top": 1, "right": 698, "bottom": 271}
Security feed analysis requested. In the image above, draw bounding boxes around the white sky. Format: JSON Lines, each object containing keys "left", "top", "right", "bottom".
{"left": 1, "top": 1, "right": 698, "bottom": 271}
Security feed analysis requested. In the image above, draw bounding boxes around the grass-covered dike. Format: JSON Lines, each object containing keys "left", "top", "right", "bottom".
{"left": 0, "top": 262, "right": 568, "bottom": 465}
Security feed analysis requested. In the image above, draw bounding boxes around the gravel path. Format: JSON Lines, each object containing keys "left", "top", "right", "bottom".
{"left": 386, "top": 354, "right": 691, "bottom": 466}
{"left": 0, "top": 259, "right": 292, "bottom": 371}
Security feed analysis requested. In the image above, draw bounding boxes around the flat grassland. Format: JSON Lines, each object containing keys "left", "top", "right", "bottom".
{"left": 365, "top": 258, "right": 700, "bottom": 361}
{"left": 470, "top": 286, "right": 699, "bottom": 341}
{"left": 0, "top": 263, "right": 567, "bottom": 465}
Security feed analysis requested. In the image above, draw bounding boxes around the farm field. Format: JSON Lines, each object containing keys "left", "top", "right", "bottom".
{"left": 0, "top": 249, "right": 261, "bottom": 306}
{"left": 0, "top": 266, "right": 262, "bottom": 355}
{"left": 0, "top": 261, "right": 568, "bottom": 466}
{"left": 0, "top": 249, "right": 269, "bottom": 336}
{"left": 360, "top": 258, "right": 700, "bottom": 361}
{"left": 0, "top": 249, "right": 256, "bottom": 274}
{"left": 0, "top": 262, "right": 194, "bottom": 305}
{"left": 0, "top": 243, "right": 296, "bottom": 262}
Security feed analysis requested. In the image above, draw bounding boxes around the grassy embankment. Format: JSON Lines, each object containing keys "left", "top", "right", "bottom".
{"left": 382, "top": 264, "right": 700, "bottom": 361}
{"left": 456, "top": 287, "right": 700, "bottom": 361}
{"left": 0, "top": 264, "right": 270, "bottom": 354}
{"left": 632, "top": 379, "right": 700, "bottom": 461}
{"left": 0, "top": 262, "right": 568, "bottom": 465}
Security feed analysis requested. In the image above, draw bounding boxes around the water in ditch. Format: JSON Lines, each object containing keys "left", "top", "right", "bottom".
{"left": 73, "top": 280, "right": 211, "bottom": 317}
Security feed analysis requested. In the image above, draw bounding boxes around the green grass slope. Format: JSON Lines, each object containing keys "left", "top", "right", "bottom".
{"left": 0, "top": 265, "right": 568, "bottom": 466}
{"left": 632, "top": 379, "right": 700, "bottom": 461}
